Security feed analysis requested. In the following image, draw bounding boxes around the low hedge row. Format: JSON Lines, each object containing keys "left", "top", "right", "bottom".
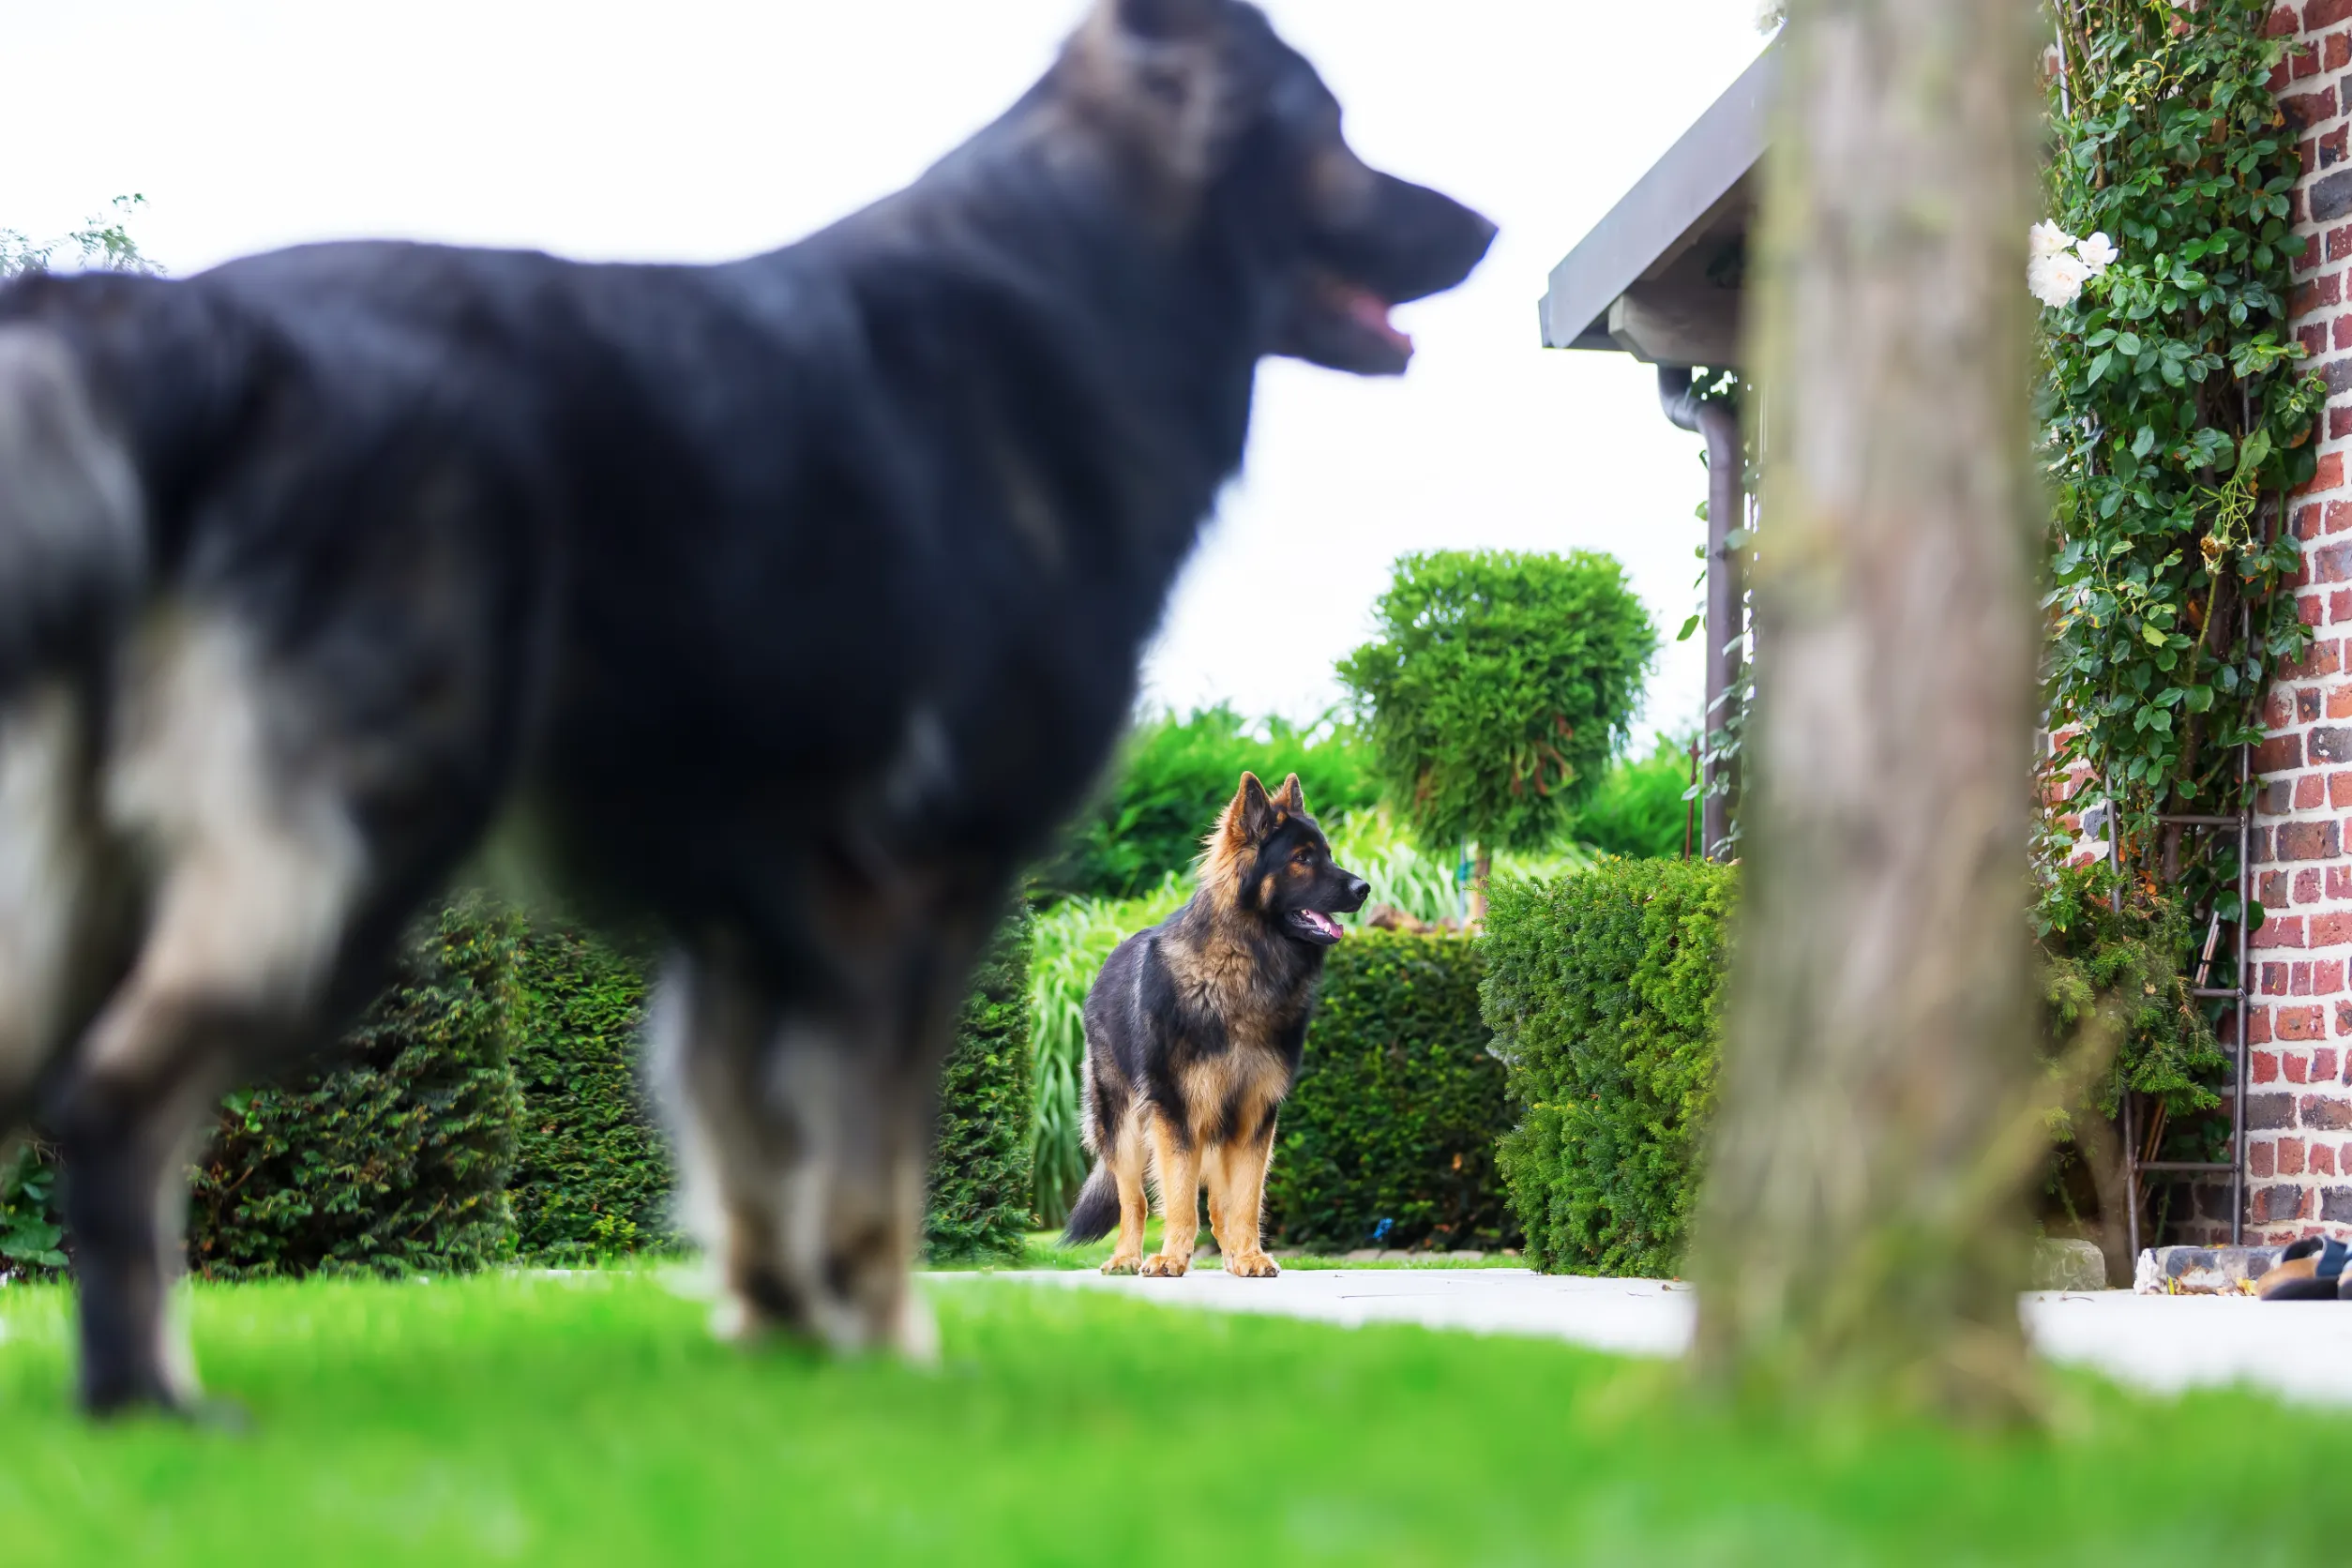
{"left": 508, "top": 927, "right": 674, "bottom": 1260}
{"left": 2, "top": 901, "right": 1038, "bottom": 1280}
{"left": 188, "top": 898, "right": 526, "bottom": 1279}
{"left": 1484, "top": 859, "right": 1736, "bottom": 1277}
{"left": 924, "top": 915, "right": 1036, "bottom": 1260}
{"left": 1267, "top": 930, "right": 1517, "bottom": 1253}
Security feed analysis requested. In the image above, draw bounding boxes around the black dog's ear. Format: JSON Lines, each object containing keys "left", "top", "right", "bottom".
{"left": 1064, "top": 0, "right": 1241, "bottom": 205}
{"left": 1112, "top": 0, "right": 1225, "bottom": 40}
{"left": 1272, "top": 773, "right": 1306, "bottom": 816}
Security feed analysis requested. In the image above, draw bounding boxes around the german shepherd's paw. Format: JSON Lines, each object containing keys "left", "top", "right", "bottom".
{"left": 1101, "top": 1253, "right": 1143, "bottom": 1275}
{"left": 1225, "top": 1250, "right": 1280, "bottom": 1278}
{"left": 1138, "top": 1253, "right": 1190, "bottom": 1277}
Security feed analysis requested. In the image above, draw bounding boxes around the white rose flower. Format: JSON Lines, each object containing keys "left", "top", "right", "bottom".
{"left": 1754, "top": 0, "right": 1786, "bottom": 32}
{"left": 2028, "top": 251, "right": 2093, "bottom": 309}
{"left": 2074, "top": 232, "right": 2118, "bottom": 274}
{"left": 2030, "top": 220, "right": 2079, "bottom": 260}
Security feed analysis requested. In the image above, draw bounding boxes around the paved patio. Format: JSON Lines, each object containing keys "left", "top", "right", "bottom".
{"left": 956, "top": 1267, "right": 2352, "bottom": 1407}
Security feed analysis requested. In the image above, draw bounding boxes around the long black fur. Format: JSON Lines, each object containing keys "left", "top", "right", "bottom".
{"left": 0, "top": 0, "right": 1491, "bottom": 1410}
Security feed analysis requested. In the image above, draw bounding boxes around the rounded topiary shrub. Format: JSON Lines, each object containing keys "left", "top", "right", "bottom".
{"left": 1484, "top": 859, "right": 1735, "bottom": 1277}
{"left": 1266, "top": 929, "right": 1515, "bottom": 1253}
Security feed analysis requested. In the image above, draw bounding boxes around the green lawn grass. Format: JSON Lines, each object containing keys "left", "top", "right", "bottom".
{"left": 2, "top": 1267, "right": 2347, "bottom": 1565}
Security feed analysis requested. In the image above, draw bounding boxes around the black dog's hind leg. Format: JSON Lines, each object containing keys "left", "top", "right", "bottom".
{"left": 53, "top": 1042, "right": 222, "bottom": 1414}
{"left": 0, "top": 685, "right": 117, "bottom": 1138}
{"left": 54, "top": 613, "right": 380, "bottom": 1416}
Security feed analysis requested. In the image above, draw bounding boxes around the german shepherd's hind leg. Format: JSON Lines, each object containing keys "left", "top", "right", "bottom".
{"left": 57, "top": 616, "right": 372, "bottom": 1416}
{"left": 656, "top": 948, "right": 937, "bottom": 1361}
{"left": 1140, "top": 1117, "right": 1199, "bottom": 1278}
{"left": 1098, "top": 1109, "right": 1150, "bottom": 1274}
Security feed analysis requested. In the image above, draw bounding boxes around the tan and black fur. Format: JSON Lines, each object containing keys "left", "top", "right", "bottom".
{"left": 1063, "top": 772, "right": 1366, "bottom": 1276}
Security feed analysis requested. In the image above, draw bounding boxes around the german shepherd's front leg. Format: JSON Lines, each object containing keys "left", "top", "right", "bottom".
{"left": 1207, "top": 1118, "right": 1280, "bottom": 1278}
{"left": 1140, "top": 1118, "right": 1199, "bottom": 1278}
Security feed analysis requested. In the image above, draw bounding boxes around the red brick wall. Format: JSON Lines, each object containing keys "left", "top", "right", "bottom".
{"left": 2253, "top": 1, "right": 2352, "bottom": 1240}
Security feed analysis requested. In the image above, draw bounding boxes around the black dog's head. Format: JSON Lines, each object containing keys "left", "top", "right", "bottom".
{"left": 1205, "top": 771, "right": 1369, "bottom": 946}
{"left": 1052, "top": 0, "right": 1498, "bottom": 374}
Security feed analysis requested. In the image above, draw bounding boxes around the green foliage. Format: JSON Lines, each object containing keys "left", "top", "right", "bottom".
{"left": 1569, "top": 734, "right": 1697, "bottom": 861}
{"left": 1338, "top": 550, "right": 1655, "bottom": 854}
{"left": 508, "top": 927, "right": 675, "bottom": 1259}
{"left": 2036, "top": 863, "right": 2229, "bottom": 1157}
{"left": 927, "top": 915, "right": 1037, "bottom": 1261}
{"left": 1327, "top": 808, "right": 1466, "bottom": 927}
{"left": 1028, "top": 879, "right": 1189, "bottom": 1224}
{"left": 1041, "top": 706, "right": 1380, "bottom": 902}
{"left": 0, "top": 1141, "right": 64, "bottom": 1274}
{"left": 0, "top": 195, "right": 157, "bottom": 279}
{"left": 1265, "top": 931, "right": 1515, "bottom": 1252}
{"left": 1485, "top": 859, "right": 1735, "bottom": 1277}
{"left": 2042, "top": 4, "right": 2319, "bottom": 920}
{"left": 187, "top": 899, "right": 525, "bottom": 1280}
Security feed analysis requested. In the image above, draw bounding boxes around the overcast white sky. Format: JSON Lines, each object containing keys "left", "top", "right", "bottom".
{"left": 4, "top": 1, "right": 1767, "bottom": 746}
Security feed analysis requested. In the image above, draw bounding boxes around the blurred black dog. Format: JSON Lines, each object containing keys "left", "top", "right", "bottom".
{"left": 0, "top": 0, "right": 1491, "bottom": 1413}
{"left": 1063, "top": 772, "right": 1367, "bottom": 1278}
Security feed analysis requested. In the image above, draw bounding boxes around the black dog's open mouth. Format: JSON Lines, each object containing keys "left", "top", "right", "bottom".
{"left": 1286, "top": 908, "right": 1347, "bottom": 945}
{"left": 1291, "top": 269, "right": 1415, "bottom": 375}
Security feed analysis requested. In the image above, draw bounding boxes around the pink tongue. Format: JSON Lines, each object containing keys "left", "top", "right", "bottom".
{"left": 1343, "top": 288, "right": 1413, "bottom": 356}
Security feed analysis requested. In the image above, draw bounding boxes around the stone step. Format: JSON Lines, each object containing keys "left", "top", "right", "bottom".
{"left": 2032, "top": 1237, "right": 2109, "bottom": 1292}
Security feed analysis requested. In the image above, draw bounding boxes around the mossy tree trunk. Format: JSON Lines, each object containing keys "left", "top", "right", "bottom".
{"left": 1691, "top": 0, "right": 2045, "bottom": 1417}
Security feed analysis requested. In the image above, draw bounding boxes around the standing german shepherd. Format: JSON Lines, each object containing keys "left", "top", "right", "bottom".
{"left": 1063, "top": 773, "right": 1366, "bottom": 1276}
{"left": 0, "top": 0, "right": 1489, "bottom": 1414}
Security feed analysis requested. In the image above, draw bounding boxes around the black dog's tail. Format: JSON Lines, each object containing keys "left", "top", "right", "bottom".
{"left": 0, "top": 324, "right": 147, "bottom": 697}
{"left": 1061, "top": 1163, "right": 1121, "bottom": 1246}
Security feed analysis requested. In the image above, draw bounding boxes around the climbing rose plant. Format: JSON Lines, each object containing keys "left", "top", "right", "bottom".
{"left": 2040, "top": 0, "right": 2322, "bottom": 934}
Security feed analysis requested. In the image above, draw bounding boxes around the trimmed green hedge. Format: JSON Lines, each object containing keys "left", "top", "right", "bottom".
{"left": 4, "top": 902, "right": 1038, "bottom": 1283}
{"left": 1485, "top": 859, "right": 1735, "bottom": 1277}
{"left": 1266, "top": 930, "right": 1515, "bottom": 1253}
{"left": 925, "top": 915, "right": 1036, "bottom": 1260}
{"left": 188, "top": 899, "right": 525, "bottom": 1279}
{"left": 508, "top": 927, "right": 674, "bottom": 1259}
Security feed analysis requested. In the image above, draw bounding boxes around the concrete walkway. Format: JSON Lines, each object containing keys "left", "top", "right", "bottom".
{"left": 958, "top": 1267, "right": 2352, "bottom": 1407}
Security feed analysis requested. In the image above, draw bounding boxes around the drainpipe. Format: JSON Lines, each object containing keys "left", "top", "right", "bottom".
{"left": 1658, "top": 367, "right": 1744, "bottom": 862}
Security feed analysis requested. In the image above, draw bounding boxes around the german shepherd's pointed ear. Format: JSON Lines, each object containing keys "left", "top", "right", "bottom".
{"left": 1272, "top": 773, "right": 1306, "bottom": 816}
{"left": 1225, "top": 770, "right": 1278, "bottom": 844}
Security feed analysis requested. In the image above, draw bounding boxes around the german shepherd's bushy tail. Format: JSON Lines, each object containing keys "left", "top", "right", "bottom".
{"left": 0, "top": 324, "right": 148, "bottom": 697}
{"left": 1061, "top": 1163, "right": 1121, "bottom": 1245}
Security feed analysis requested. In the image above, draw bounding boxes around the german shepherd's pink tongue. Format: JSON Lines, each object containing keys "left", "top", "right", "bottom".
{"left": 1294, "top": 910, "right": 1345, "bottom": 941}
